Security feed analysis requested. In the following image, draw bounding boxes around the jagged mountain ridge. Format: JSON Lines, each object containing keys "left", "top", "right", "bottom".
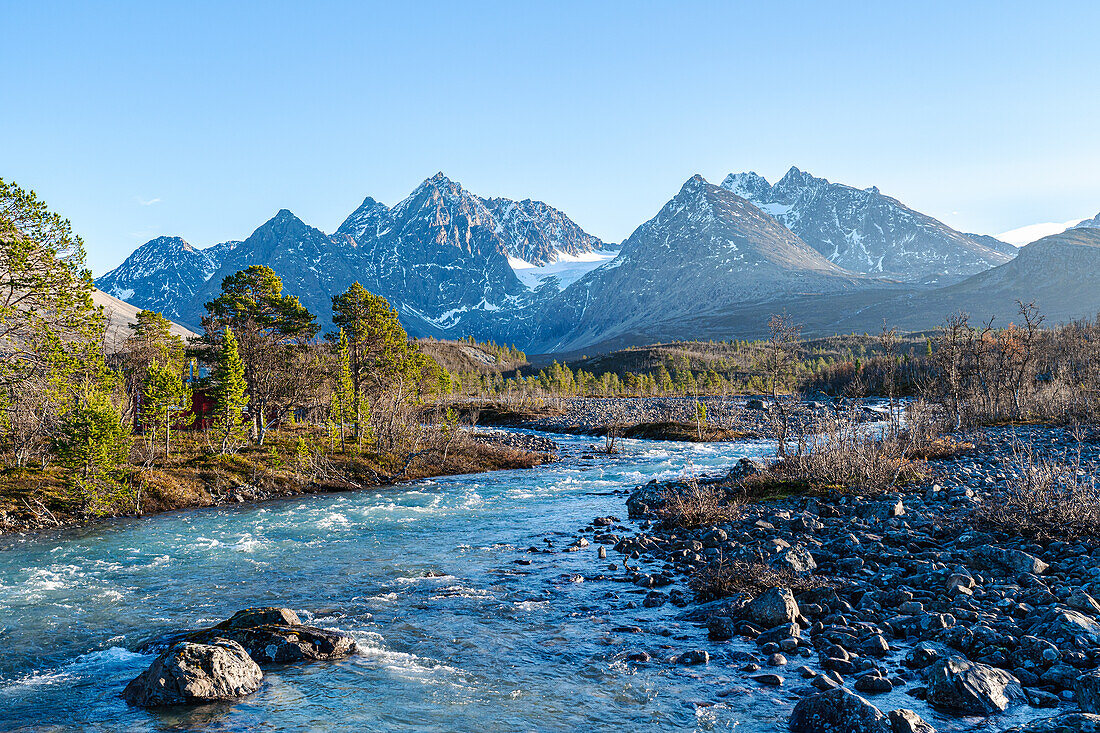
{"left": 721, "top": 167, "right": 1014, "bottom": 283}
{"left": 527, "top": 175, "right": 874, "bottom": 353}
{"left": 99, "top": 174, "right": 610, "bottom": 335}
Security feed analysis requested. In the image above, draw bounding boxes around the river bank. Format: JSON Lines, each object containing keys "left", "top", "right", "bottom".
{"left": 0, "top": 428, "right": 558, "bottom": 536}
{"left": 565, "top": 423, "right": 1100, "bottom": 731}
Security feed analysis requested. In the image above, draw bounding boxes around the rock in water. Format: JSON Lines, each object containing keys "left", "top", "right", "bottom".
{"left": 122, "top": 639, "right": 262, "bottom": 707}
{"left": 190, "top": 607, "right": 358, "bottom": 663}
{"left": 788, "top": 687, "right": 890, "bottom": 732}
{"left": 926, "top": 657, "right": 1026, "bottom": 714}
{"left": 888, "top": 709, "right": 936, "bottom": 733}
{"left": 743, "top": 587, "right": 800, "bottom": 628}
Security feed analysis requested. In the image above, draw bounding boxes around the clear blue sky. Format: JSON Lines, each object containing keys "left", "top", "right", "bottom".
{"left": 4, "top": 1, "right": 1100, "bottom": 274}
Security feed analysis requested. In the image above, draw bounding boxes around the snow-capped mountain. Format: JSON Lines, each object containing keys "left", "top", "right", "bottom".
{"left": 530, "top": 175, "right": 870, "bottom": 352}
{"left": 721, "top": 167, "right": 1014, "bottom": 283}
{"left": 96, "top": 236, "right": 222, "bottom": 324}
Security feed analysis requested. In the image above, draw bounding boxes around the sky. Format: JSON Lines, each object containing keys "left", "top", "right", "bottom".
{"left": 3, "top": 1, "right": 1100, "bottom": 274}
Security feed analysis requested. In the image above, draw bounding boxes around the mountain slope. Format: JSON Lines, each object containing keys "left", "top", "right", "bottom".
{"left": 529, "top": 175, "right": 870, "bottom": 352}
{"left": 479, "top": 196, "right": 605, "bottom": 266}
{"left": 826, "top": 228, "right": 1100, "bottom": 334}
{"left": 1074, "top": 211, "right": 1100, "bottom": 230}
{"left": 722, "top": 167, "right": 1013, "bottom": 283}
{"left": 93, "top": 288, "right": 197, "bottom": 351}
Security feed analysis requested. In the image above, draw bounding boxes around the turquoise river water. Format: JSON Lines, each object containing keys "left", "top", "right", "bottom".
{"left": 0, "top": 431, "right": 791, "bottom": 732}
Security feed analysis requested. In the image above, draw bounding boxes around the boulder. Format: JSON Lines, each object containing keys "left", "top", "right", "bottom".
{"left": 771, "top": 545, "right": 817, "bottom": 574}
{"left": 974, "top": 545, "right": 1048, "bottom": 576}
{"left": 190, "top": 607, "right": 358, "bottom": 663}
{"left": 888, "top": 709, "right": 936, "bottom": 733}
{"left": 1029, "top": 607, "right": 1100, "bottom": 646}
{"left": 743, "top": 587, "right": 799, "bottom": 629}
{"left": 926, "top": 657, "right": 1026, "bottom": 715}
{"left": 122, "top": 639, "right": 262, "bottom": 707}
{"left": 1002, "top": 713, "right": 1100, "bottom": 733}
{"left": 788, "top": 687, "right": 890, "bottom": 733}
{"left": 1076, "top": 671, "right": 1100, "bottom": 714}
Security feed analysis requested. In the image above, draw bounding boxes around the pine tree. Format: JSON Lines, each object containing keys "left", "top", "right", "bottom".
{"left": 211, "top": 326, "right": 249, "bottom": 454}
{"left": 54, "top": 389, "right": 132, "bottom": 514}
{"left": 140, "top": 359, "right": 193, "bottom": 458}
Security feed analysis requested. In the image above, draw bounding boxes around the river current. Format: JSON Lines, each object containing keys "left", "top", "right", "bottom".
{"left": 0, "top": 431, "right": 785, "bottom": 732}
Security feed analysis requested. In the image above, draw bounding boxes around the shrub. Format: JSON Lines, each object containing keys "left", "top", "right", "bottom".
{"left": 691, "top": 555, "right": 828, "bottom": 602}
{"left": 657, "top": 478, "right": 743, "bottom": 528}
{"left": 978, "top": 442, "right": 1100, "bottom": 541}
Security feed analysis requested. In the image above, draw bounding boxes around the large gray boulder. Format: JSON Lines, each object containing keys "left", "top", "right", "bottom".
{"left": 122, "top": 638, "right": 262, "bottom": 707}
{"left": 189, "top": 607, "right": 358, "bottom": 663}
{"left": 1002, "top": 713, "right": 1100, "bottom": 732}
{"left": 1029, "top": 607, "right": 1100, "bottom": 647}
{"left": 974, "top": 545, "right": 1048, "bottom": 576}
{"left": 888, "top": 709, "right": 936, "bottom": 733}
{"left": 926, "top": 657, "right": 1026, "bottom": 715}
{"left": 788, "top": 687, "right": 890, "bottom": 732}
{"left": 743, "top": 587, "right": 800, "bottom": 629}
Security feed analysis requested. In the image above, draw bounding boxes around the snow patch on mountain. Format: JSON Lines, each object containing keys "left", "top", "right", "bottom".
{"left": 998, "top": 218, "right": 1085, "bottom": 246}
{"left": 508, "top": 249, "right": 620, "bottom": 291}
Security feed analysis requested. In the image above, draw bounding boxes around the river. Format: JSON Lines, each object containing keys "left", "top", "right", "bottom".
{"left": 0, "top": 430, "right": 795, "bottom": 732}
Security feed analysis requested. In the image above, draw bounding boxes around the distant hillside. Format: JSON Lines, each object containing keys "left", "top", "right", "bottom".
{"left": 414, "top": 338, "right": 527, "bottom": 375}
{"left": 92, "top": 289, "right": 197, "bottom": 351}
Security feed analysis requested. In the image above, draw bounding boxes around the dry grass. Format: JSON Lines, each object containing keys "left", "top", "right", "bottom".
{"left": 619, "top": 421, "right": 754, "bottom": 442}
{"left": 691, "top": 555, "right": 829, "bottom": 602}
{"left": 657, "top": 477, "right": 744, "bottom": 529}
{"left": 978, "top": 442, "right": 1100, "bottom": 541}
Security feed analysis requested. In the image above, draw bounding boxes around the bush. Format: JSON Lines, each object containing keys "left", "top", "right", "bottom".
{"left": 657, "top": 478, "right": 743, "bottom": 528}
{"left": 691, "top": 555, "right": 828, "bottom": 602}
{"left": 979, "top": 443, "right": 1100, "bottom": 541}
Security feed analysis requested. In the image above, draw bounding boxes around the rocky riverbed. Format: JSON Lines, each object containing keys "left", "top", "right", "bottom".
{"left": 477, "top": 395, "right": 881, "bottom": 439}
{"left": 556, "top": 424, "right": 1100, "bottom": 732}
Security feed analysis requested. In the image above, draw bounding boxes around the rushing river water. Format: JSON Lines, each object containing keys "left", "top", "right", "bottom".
{"left": 0, "top": 431, "right": 784, "bottom": 732}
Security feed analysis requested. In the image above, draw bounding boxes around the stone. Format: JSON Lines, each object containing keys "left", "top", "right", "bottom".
{"left": 888, "top": 709, "right": 936, "bottom": 733}
{"left": 1029, "top": 607, "right": 1100, "bottom": 646}
{"left": 855, "top": 675, "right": 893, "bottom": 694}
{"left": 771, "top": 545, "right": 817, "bottom": 574}
{"left": 190, "top": 607, "right": 359, "bottom": 663}
{"left": 788, "top": 687, "right": 890, "bottom": 733}
{"left": 926, "top": 657, "right": 1026, "bottom": 715}
{"left": 122, "top": 639, "right": 262, "bottom": 707}
{"left": 974, "top": 545, "right": 1048, "bottom": 576}
{"left": 742, "top": 587, "right": 799, "bottom": 629}
{"left": 752, "top": 673, "right": 784, "bottom": 686}
{"left": 1076, "top": 671, "right": 1100, "bottom": 714}
{"left": 1068, "top": 590, "right": 1100, "bottom": 615}
{"left": 678, "top": 650, "right": 709, "bottom": 665}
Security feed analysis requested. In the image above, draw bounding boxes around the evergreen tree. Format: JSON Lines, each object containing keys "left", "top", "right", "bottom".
{"left": 140, "top": 359, "right": 193, "bottom": 458}
{"left": 53, "top": 389, "right": 132, "bottom": 514}
{"left": 335, "top": 329, "right": 354, "bottom": 452}
{"left": 210, "top": 326, "right": 249, "bottom": 454}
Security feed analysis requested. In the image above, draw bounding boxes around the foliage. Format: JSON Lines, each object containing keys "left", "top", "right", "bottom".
{"left": 210, "top": 326, "right": 249, "bottom": 454}
{"left": 0, "top": 178, "right": 110, "bottom": 467}
{"left": 202, "top": 266, "right": 318, "bottom": 444}
{"left": 140, "top": 359, "right": 193, "bottom": 458}
{"left": 52, "top": 389, "right": 133, "bottom": 514}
